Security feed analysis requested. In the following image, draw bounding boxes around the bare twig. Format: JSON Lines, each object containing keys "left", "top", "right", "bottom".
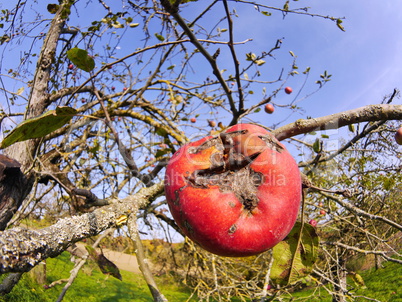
{"left": 321, "top": 241, "right": 402, "bottom": 265}
{"left": 222, "top": 0, "right": 245, "bottom": 116}
{"left": 259, "top": 249, "right": 274, "bottom": 300}
{"left": 319, "top": 191, "right": 402, "bottom": 232}
{"left": 55, "top": 228, "right": 115, "bottom": 301}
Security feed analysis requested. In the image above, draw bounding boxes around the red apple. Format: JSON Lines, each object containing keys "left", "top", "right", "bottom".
{"left": 68, "top": 64, "right": 74, "bottom": 70}
{"left": 395, "top": 127, "right": 402, "bottom": 145}
{"left": 309, "top": 219, "right": 317, "bottom": 227}
{"left": 208, "top": 120, "right": 216, "bottom": 127}
{"left": 284, "top": 86, "right": 293, "bottom": 94}
{"left": 264, "top": 104, "right": 275, "bottom": 114}
{"left": 320, "top": 210, "right": 326, "bottom": 216}
{"left": 164, "top": 123, "right": 301, "bottom": 257}
{"left": 190, "top": 118, "right": 197, "bottom": 123}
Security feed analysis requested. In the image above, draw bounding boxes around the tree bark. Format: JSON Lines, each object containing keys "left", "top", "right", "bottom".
{"left": 0, "top": 155, "right": 30, "bottom": 231}
{"left": 0, "top": 273, "right": 22, "bottom": 295}
{"left": 272, "top": 104, "right": 402, "bottom": 141}
{"left": 0, "top": 181, "right": 164, "bottom": 274}
{"left": 5, "top": 2, "right": 68, "bottom": 171}
{"left": 0, "top": 0, "right": 71, "bottom": 231}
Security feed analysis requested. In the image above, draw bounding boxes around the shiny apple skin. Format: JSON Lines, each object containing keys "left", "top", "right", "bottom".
{"left": 164, "top": 124, "right": 301, "bottom": 257}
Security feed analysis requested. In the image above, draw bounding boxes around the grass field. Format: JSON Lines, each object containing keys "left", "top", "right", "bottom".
{"left": 0, "top": 252, "right": 400, "bottom": 301}
{"left": 0, "top": 252, "right": 195, "bottom": 302}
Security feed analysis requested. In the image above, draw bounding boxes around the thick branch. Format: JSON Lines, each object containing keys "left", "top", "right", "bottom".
{"left": 1, "top": 0, "right": 71, "bottom": 232}
{"left": 0, "top": 182, "right": 164, "bottom": 274}
{"left": 0, "top": 155, "right": 30, "bottom": 231}
{"left": 273, "top": 104, "right": 402, "bottom": 140}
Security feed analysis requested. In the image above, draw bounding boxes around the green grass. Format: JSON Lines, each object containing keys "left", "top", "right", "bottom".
{"left": 353, "top": 260, "right": 402, "bottom": 301}
{"left": 0, "top": 252, "right": 194, "bottom": 302}
{"left": 280, "top": 259, "right": 402, "bottom": 302}
{"left": 0, "top": 253, "right": 401, "bottom": 301}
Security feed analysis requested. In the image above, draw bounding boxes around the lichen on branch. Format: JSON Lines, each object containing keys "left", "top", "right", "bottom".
{"left": 0, "top": 181, "right": 164, "bottom": 274}
{"left": 273, "top": 104, "right": 402, "bottom": 140}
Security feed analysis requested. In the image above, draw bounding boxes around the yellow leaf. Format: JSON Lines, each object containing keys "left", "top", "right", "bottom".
{"left": 16, "top": 87, "right": 24, "bottom": 95}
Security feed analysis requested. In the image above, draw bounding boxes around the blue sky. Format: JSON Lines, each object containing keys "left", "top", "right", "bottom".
{"left": 1, "top": 0, "right": 400, "bottom": 167}
{"left": 249, "top": 0, "right": 402, "bottom": 116}
{"left": 2, "top": 1, "right": 401, "bottom": 125}
{"left": 156, "top": 0, "right": 402, "bottom": 136}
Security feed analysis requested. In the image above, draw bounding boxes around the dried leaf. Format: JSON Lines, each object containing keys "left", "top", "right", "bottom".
{"left": 270, "top": 222, "right": 319, "bottom": 285}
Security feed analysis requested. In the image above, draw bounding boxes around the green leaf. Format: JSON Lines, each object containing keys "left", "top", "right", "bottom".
{"left": 154, "top": 127, "right": 168, "bottom": 138}
{"left": 336, "top": 19, "right": 346, "bottom": 32}
{"left": 261, "top": 11, "right": 272, "bottom": 16}
{"left": 246, "top": 53, "right": 257, "bottom": 61}
{"left": 47, "top": 4, "right": 59, "bottom": 14}
{"left": 154, "top": 33, "right": 165, "bottom": 41}
{"left": 85, "top": 245, "right": 122, "bottom": 281}
{"left": 85, "top": 245, "right": 98, "bottom": 260}
{"left": 0, "top": 106, "right": 77, "bottom": 149}
{"left": 96, "top": 253, "right": 122, "bottom": 281}
{"left": 313, "top": 138, "right": 321, "bottom": 153}
{"left": 16, "top": 87, "right": 24, "bottom": 95}
{"left": 67, "top": 48, "right": 95, "bottom": 72}
{"left": 88, "top": 140, "right": 100, "bottom": 155}
{"left": 111, "top": 21, "right": 124, "bottom": 29}
{"left": 283, "top": 1, "right": 289, "bottom": 11}
{"left": 255, "top": 59, "right": 265, "bottom": 66}
{"left": 270, "top": 222, "right": 319, "bottom": 286}
{"left": 350, "top": 272, "right": 367, "bottom": 289}
{"left": 155, "top": 148, "right": 171, "bottom": 158}
{"left": 348, "top": 124, "right": 355, "bottom": 133}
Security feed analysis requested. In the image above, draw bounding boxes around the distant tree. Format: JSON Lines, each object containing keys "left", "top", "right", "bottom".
{"left": 0, "top": 1, "right": 401, "bottom": 301}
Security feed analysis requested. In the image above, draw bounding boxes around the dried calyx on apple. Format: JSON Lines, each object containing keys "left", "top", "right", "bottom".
{"left": 164, "top": 124, "right": 301, "bottom": 257}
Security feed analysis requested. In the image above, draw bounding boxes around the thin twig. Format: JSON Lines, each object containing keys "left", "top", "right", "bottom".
{"left": 321, "top": 241, "right": 402, "bottom": 264}
{"left": 319, "top": 191, "right": 402, "bottom": 232}
{"left": 222, "top": 0, "right": 245, "bottom": 117}
{"left": 160, "top": 0, "right": 238, "bottom": 117}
